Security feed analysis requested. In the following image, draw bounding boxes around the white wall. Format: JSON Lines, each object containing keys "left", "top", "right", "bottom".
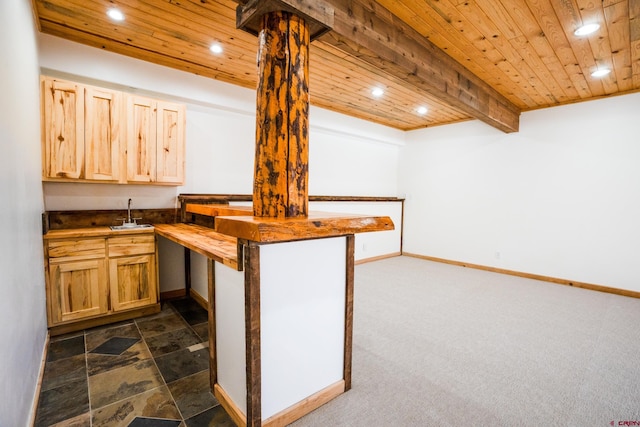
{"left": 157, "top": 237, "right": 187, "bottom": 293}
{"left": 400, "top": 92, "right": 640, "bottom": 291}
{"left": 191, "top": 251, "right": 210, "bottom": 300}
{"left": 308, "top": 201, "right": 402, "bottom": 260}
{"left": 307, "top": 110, "right": 401, "bottom": 197}
{"left": 0, "top": 0, "right": 48, "bottom": 425}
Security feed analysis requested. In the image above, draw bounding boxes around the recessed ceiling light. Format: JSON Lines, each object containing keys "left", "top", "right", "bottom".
{"left": 574, "top": 23, "right": 600, "bottom": 36}
{"left": 416, "top": 106, "right": 428, "bottom": 115}
{"left": 591, "top": 68, "right": 611, "bottom": 78}
{"left": 107, "top": 8, "right": 124, "bottom": 22}
{"left": 210, "top": 43, "right": 223, "bottom": 54}
{"left": 371, "top": 87, "right": 384, "bottom": 98}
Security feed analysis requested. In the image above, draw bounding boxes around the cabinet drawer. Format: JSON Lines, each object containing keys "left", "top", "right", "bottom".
{"left": 108, "top": 235, "right": 155, "bottom": 257}
{"left": 48, "top": 238, "right": 106, "bottom": 261}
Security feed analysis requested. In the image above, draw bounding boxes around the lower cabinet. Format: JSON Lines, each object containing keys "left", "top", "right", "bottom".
{"left": 45, "top": 231, "right": 159, "bottom": 335}
{"left": 108, "top": 234, "right": 157, "bottom": 311}
{"left": 49, "top": 258, "right": 109, "bottom": 323}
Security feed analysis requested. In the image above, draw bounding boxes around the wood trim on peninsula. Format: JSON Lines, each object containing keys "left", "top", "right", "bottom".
{"left": 262, "top": 380, "right": 345, "bottom": 427}
{"left": 215, "top": 383, "right": 247, "bottom": 427}
{"left": 207, "top": 258, "right": 217, "bottom": 391}
{"left": 344, "top": 235, "right": 354, "bottom": 391}
{"left": 244, "top": 242, "right": 262, "bottom": 426}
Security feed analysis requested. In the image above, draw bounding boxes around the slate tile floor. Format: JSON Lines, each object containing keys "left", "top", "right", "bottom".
{"left": 34, "top": 298, "right": 236, "bottom": 427}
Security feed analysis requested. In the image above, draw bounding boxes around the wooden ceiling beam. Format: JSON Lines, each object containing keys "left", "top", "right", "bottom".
{"left": 316, "top": 0, "right": 521, "bottom": 133}
{"left": 234, "top": 0, "right": 521, "bottom": 132}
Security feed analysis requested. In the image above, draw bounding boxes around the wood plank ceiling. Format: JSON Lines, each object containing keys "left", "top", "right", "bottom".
{"left": 32, "top": 0, "right": 640, "bottom": 131}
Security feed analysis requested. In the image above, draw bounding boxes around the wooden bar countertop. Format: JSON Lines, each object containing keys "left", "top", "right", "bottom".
{"left": 154, "top": 223, "right": 240, "bottom": 271}
{"left": 214, "top": 212, "right": 394, "bottom": 242}
{"left": 185, "top": 203, "right": 395, "bottom": 243}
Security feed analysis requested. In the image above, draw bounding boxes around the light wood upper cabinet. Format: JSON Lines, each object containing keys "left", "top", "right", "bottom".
{"left": 127, "top": 95, "right": 185, "bottom": 184}
{"left": 41, "top": 78, "right": 85, "bottom": 179}
{"left": 156, "top": 101, "right": 185, "bottom": 184}
{"left": 41, "top": 76, "right": 185, "bottom": 185}
{"left": 84, "top": 86, "right": 123, "bottom": 181}
{"left": 42, "top": 77, "right": 122, "bottom": 182}
{"left": 127, "top": 96, "right": 156, "bottom": 183}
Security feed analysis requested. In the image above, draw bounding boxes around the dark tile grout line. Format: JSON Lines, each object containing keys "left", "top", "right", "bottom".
{"left": 145, "top": 300, "right": 223, "bottom": 425}
{"left": 161, "top": 301, "right": 224, "bottom": 423}
{"left": 134, "top": 301, "right": 212, "bottom": 423}
{"left": 133, "top": 313, "right": 186, "bottom": 424}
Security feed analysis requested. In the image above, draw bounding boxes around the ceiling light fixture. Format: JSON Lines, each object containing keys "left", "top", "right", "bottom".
{"left": 591, "top": 68, "right": 611, "bottom": 78}
{"left": 107, "top": 8, "right": 125, "bottom": 22}
{"left": 416, "top": 106, "right": 428, "bottom": 115}
{"left": 210, "top": 43, "right": 223, "bottom": 54}
{"left": 371, "top": 87, "right": 384, "bottom": 98}
{"left": 574, "top": 23, "right": 600, "bottom": 36}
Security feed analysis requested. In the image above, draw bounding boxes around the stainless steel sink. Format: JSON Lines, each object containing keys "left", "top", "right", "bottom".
{"left": 110, "top": 223, "right": 154, "bottom": 230}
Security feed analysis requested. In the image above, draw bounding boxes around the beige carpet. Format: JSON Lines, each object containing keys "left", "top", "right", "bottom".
{"left": 291, "top": 256, "right": 640, "bottom": 426}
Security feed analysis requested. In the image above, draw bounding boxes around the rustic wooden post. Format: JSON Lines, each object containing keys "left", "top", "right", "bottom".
{"left": 237, "top": 0, "right": 334, "bottom": 218}
{"left": 253, "top": 11, "right": 310, "bottom": 218}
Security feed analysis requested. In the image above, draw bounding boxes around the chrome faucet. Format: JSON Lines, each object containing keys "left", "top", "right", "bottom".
{"left": 111, "top": 198, "right": 148, "bottom": 230}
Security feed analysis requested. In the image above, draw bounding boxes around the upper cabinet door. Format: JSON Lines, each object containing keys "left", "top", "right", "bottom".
{"left": 127, "top": 95, "right": 157, "bottom": 183}
{"left": 41, "top": 77, "right": 85, "bottom": 179}
{"left": 155, "top": 101, "right": 185, "bottom": 184}
{"left": 84, "top": 86, "right": 123, "bottom": 182}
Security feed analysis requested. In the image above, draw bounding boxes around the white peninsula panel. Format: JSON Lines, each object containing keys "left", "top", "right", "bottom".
{"left": 259, "top": 237, "right": 346, "bottom": 419}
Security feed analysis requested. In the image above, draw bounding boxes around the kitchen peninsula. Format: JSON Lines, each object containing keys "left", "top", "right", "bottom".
{"left": 155, "top": 201, "right": 393, "bottom": 426}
